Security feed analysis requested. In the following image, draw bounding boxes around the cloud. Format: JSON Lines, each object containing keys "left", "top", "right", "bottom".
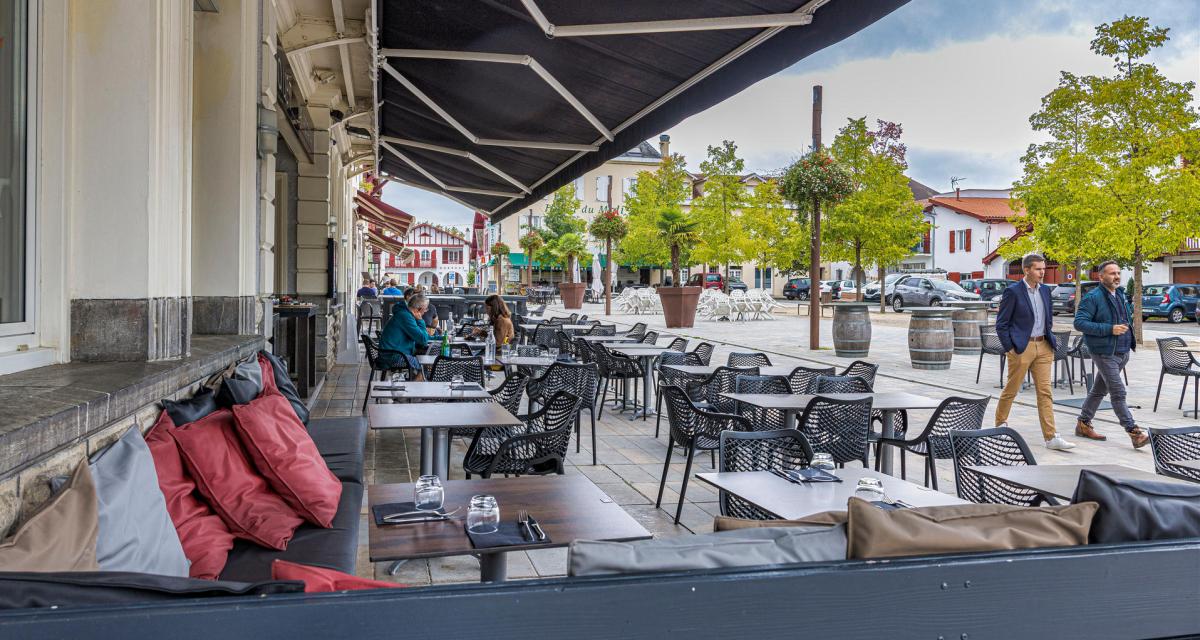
{"left": 380, "top": 183, "right": 477, "bottom": 228}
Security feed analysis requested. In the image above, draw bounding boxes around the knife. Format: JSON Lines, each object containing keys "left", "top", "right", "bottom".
{"left": 526, "top": 514, "right": 547, "bottom": 541}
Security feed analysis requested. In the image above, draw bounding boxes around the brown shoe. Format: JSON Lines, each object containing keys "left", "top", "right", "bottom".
{"left": 1075, "top": 420, "right": 1107, "bottom": 441}
{"left": 1129, "top": 427, "right": 1149, "bottom": 449}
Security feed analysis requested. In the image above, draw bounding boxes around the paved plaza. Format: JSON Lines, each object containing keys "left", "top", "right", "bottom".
{"left": 314, "top": 301, "right": 1200, "bottom": 586}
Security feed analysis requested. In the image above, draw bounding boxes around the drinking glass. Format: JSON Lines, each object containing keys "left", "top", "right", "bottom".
{"left": 811, "top": 452, "right": 835, "bottom": 473}
{"left": 548, "top": 347, "right": 560, "bottom": 360}
{"left": 414, "top": 475, "right": 444, "bottom": 511}
{"left": 451, "top": 374, "right": 465, "bottom": 388}
{"left": 854, "top": 477, "right": 887, "bottom": 503}
{"left": 467, "top": 495, "right": 500, "bottom": 534}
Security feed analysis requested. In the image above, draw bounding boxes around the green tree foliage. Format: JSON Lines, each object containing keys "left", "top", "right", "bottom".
{"left": 656, "top": 207, "right": 700, "bottom": 288}
{"left": 542, "top": 183, "right": 585, "bottom": 245}
{"left": 741, "top": 179, "right": 808, "bottom": 278}
{"left": 619, "top": 153, "right": 692, "bottom": 269}
{"left": 824, "top": 117, "right": 927, "bottom": 304}
{"left": 691, "top": 141, "right": 750, "bottom": 291}
{"left": 1012, "top": 16, "right": 1200, "bottom": 341}
{"left": 517, "top": 230, "right": 544, "bottom": 286}
{"left": 552, "top": 232, "right": 589, "bottom": 284}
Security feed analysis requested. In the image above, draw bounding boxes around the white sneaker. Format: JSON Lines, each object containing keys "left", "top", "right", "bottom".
{"left": 1045, "top": 435, "right": 1076, "bottom": 451}
{"left": 995, "top": 422, "right": 1008, "bottom": 430}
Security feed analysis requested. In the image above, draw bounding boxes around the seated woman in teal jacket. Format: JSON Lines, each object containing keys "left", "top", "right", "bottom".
{"left": 379, "top": 293, "right": 431, "bottom": 376}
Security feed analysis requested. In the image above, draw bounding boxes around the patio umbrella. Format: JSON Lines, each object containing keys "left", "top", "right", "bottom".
{"left": 591, "top": 253, "right": 603, "bottom": 298}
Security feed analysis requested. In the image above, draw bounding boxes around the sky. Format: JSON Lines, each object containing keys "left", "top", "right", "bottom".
{"left": 382, "top": 0, "right": 1199, "bottom": 227}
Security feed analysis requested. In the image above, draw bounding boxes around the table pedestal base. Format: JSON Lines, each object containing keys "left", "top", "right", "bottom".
{"left": 480, "top": 552, "right": 507, "bottom": 583}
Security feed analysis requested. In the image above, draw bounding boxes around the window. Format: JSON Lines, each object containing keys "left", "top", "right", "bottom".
{"left": 949, "top": 229, "right": 971, "bottom": 253}
{"left": 728, "top": 267, "right": 742, "bottom": 281}
{"left": 0, "top": 2, "right": 29, "bottom": 329}
{"left": 443, "top": 249, "right": 462, "bottom": 264}
{"left": 622, "top": 177, "right": 637, "bottom": 196}
{"left": 572, "top": 177, "right": 584, "bottom": 200}
{"left": 420, "top": 250, "right": 430, "bottom": 261}
{"left": 595, "top": 175, "right": 611, "bottom": 203}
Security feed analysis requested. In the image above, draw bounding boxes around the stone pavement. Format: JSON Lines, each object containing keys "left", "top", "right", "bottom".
{"left": 309, "top": 301, "right": 1199, "bottom": 586}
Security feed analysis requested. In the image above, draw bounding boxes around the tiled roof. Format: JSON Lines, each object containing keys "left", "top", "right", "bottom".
{"left": 926, "top": 196, "right": 1024, "bottom": 223}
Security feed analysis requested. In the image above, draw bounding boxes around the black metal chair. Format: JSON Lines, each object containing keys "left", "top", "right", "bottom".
{"left": 690, "top": 342, "right": 715, "bottom": 365}
{"left": 949, "top": 427, "right": 1054, "bottom": 506}
{"left": 693, "top": 366, "right": 759, "bottom": 415}
{"left": 527, "top": 304, "right": 546, "bottom": 317}
{"left": 1148, "top": 426, "right": 1200, "bottom": 483}
{"left": 430, "top": 355, "right": 485, "bottom": 384}
{"left": 592, "top": 343, "right": 643, "bottom": 417}
{"left": 533, "top": 324, "right": 560, "bottom": 350}
{"left": 586, "top": 324, "right": 616, "bottom": 336}
{"left": 527, "top": 362, "right": 600, "bottom": 465}
{"left": 566, "top": 313, "right": 579, "bottom": 323}
{"left": 718, "top": 429, "right": 814, "bottom": 520}
{"left": 359, "top": 333, "right": 408, "bottom": 412}
{"left": 1154, "top": 337, "right": 1200, "bottom": 415}
{"left": 1067, "top": 335, "right": 1089, "bottom": 386}
{"left": 657, "top": 385, "right": 751, "bottom": 524}
{"left": 356, "top": 299, "right": 382, "bottom": 336}
{"left": 463, "top": 391, "right": 581, "bottom": 479}
{"left": 787, "top": 365, "right": 835, "bottom": 394}
{"left": 1051, "top": 329, "right": 1074, "bottom": 393}
{"left": 839, "top": 361, "right": 878, "bottom": 387}
{"left": 516, "top": 344, "right": 547, "bottom": 357}
{"left": 977, "top": 324, "right": 1008, "bottom": 386}
{"left": 796, "top": 395, "right": 873, "bottom": 467}
{"left": 876, "top": 396, "right": 989, "bottom": 490}
{"left": 733, "top": 374, "right": 790, "bottom": 431}
{"left": 625, "top": 322, "right": 647, "bottom": 339}
{"left": 813, "top": 374, "right": 871, "bottom": 394}
{"left": 654, "top": 352, "right": 705, "bottom": 438}
{"left": 666, "top": 337, "right": 688, "bottom": 352}
{"left": 555, "top": 329, "right": 576, "bottom": 359}
{"left": 640, "top": 331, "right": 660, "bottom": 344}
{"left": 488, "top": 372, "right": 528, "bottom": 415}
{"left": 728, "top": 352, "right": 772, "bottom": 368}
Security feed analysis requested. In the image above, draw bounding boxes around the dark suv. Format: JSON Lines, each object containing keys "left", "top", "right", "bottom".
{"left": 1050, "top": 283, "right": 1078, "bottom": 315}
{"left": 783, "top": 278, "right": 811, "bottom": 300}
{"left": 959, "top": 278, "right": 1010, "bottom": 301}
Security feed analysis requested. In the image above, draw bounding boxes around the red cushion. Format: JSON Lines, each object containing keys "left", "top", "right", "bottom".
{"left": 231, "top": 394, "right": 342, "bottom": 527}
{"left": 257, "top": 353, "right": 279, "bottom": 397}
{"left": 172, "top": 409, "right": 303, "bottom": 550}
{"left": 271, "top": 560, "right": 403, "bottom": 592}
{"left": 145, "top": 412, "right": 236, "bottom": 579}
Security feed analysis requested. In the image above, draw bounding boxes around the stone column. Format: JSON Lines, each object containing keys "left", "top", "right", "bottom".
{"left": 190, "top": 0, "right": 259, "bottom": 335}
{"left": 295, "top": 106, "right": 336, "bottom": 373}
{"left": 68, "top": 1, "right": 194, "bottom": 361}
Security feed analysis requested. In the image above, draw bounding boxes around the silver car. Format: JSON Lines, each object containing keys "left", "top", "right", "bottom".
{"left": 891, "top": 277, "right": 981, "bottom": 311}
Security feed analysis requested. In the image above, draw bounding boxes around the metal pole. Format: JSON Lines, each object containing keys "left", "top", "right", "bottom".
{"left": 605, "top": 238, "right": 612, "bottom": 315}
{"left": 808, "top": 85, "right": 822, "bottom": 351}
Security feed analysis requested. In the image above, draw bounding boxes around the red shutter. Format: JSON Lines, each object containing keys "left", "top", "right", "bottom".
{"left": 948, "top": 272, "right": 960, "bottom": 283}
{"left": 965, "top": 228, "right": 972, "bottom": 252}
{"left": 948, "top": 229, "right": 956, "bottom": 253}
{"left": 922, "top": 230, "right": 931, "bottom": 253}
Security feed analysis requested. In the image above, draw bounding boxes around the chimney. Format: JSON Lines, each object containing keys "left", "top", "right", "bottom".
{"left": 955, "top": 188, "right": 961, "bottom": 200}
{"left": 659, "top": 134, "right": 670, "bottom": 158}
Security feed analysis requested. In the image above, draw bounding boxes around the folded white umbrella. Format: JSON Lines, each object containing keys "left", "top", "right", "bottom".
{"left": 591, "top": 254, "right": 604, "bottom": 296}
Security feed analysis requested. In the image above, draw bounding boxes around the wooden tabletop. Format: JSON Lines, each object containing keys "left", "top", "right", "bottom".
{"left": 694, "top": 468, "right": 966, "bottom": 520}
{"left": 665, "top": 364, "right": 797, "bottom": 377}
{"left": 722, "top": 391, "right": 944, "bottom": 412}
{"left": 963, "top": 464, "right": 1190, "bottom": 501}
{"left": 368, "top": 402, "right": 523, "bottom": 430}
{"left": 369, "top": 381, "right": 491, "bottom": 400}
{"left": 368, "top": 475, "right": 651, "bottom": 561}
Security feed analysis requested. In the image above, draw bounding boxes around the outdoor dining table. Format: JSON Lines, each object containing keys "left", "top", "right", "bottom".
{"left": 369, "top": 380, "right": 491, "bottom": 401}
{"left": 368, "top": 402, "right": 523, "bottom": 481}
{"left": 663, "top": 364, "right": 797, "bottom": 378}
{"left": 719, "top": 391, "right": 944, "bottom": 476}
{"left": 694, "top": 468, "right": 966, "bottom": 520}
{"left": 962, "top": 463, "right": 1191, "bottom": 501}
{"left": 496, "top": 354, "right": 556, "bottom": 377}
{"left": 575, "top": 335, "right": 640, "bottom": 343}
{"left": 610, "top": 345, "right": 677, "bottom": 419}
{"left": 368, "top": 475, "right": 650, "bottom": 582}
{"left": 518, "top": 323, "right": 594, "bottom": 333}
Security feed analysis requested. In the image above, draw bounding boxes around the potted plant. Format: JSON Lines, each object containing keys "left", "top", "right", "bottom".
{"left": 655, "top": 206, "right": 701, "bottom": 328}
{"left": 588, "top": 207, "right": 628, "bottom": 315}
{"left": 490, "top": 242, "right": 510, "bottom": 294}
{"left": 518, "top": 230, "right": 544, "bottom": 289}
{"left": 554, "top": 232, "right": 589, "bottom": 309}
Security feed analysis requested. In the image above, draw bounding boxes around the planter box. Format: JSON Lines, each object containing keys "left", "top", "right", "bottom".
{"left": 560, "top": 283, "right": 586, "bottom": 309}
{"left": 659, "top": 286, "right": 701, "bottom": 328}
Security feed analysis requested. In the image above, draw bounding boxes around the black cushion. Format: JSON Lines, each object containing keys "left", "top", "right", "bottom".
{"left": 218, "top": 480, "right": 363, "bottom": 583}
{"left": 161, "top": 387, "right": 219, "bottom": 426}
{"left": 0, "top": 571, "right": 302, "bottom": 609}
{"left": 307, "top": 417, "right": 367, "bottom": 483}
{"left": 1071, "top": 469, "right": 1200, "bottom": 544}
{"left": 216, "top": 377, "right": 259, "bottom": 407}
{"left": 260, "top": 350, "right": 310, "bottom": 425}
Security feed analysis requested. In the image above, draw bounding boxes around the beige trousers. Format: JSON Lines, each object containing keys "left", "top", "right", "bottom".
{"left": 994, "top": 340, "right": 1056, "bottom": 441}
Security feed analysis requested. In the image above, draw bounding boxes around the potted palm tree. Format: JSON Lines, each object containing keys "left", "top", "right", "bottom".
{"left": 517, "top": 230, "right": 543, "bottom": 290}
{"left": 554, "top": 232, "right": 589, "bottom": 309}
{"left": 490, "top": 242, "right": 510, "bottom": 294}
{"left": 655, "top": 206, "right": 701, "bottom": 328}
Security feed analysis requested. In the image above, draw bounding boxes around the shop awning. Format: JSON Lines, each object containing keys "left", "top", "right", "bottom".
{"left": 374, "top": 0, "right": 908, "bottom": 222}
{"left": 364, "top": 228, "right": 410, "bottom": 259}
{"left": 354, "top": 190, "right": 415, "bottom": 238}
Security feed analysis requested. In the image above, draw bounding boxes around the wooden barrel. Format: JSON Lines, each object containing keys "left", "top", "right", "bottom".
{"left": 831, "top": 303, "right": 872, "bottom": 358}
{"left": 947, "top": 301, "right": 990, "bottom": 355}
{"left": 907, "top": 307, "right": 955, "bottom": 370}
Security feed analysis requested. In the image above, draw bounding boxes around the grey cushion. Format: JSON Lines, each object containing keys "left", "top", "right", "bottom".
{"left": 568, "top": 525, "right": 847, "bottom": 577}
{"left": 217, "top": 359, "right": 264, "bottom": 407}
{"left": 89, "top": 427, "right": 190, "bottom": 577}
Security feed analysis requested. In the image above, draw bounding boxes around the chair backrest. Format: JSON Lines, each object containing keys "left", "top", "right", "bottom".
{"left": 719, "top": 429, "right": 814, "bottom": 519}
{"left": 429, "top": 355, "right": 485, "bottom": 383}
{"left": 839, "top": 361, "right": 878, "bottom": 387}
{"left": 980, "top": 325, "right": 1006, "bottom": 355}
{"left": 787, "top": 365, "right": 835, "bottom": 394}
{"left": 691, "top": 342, "right": 715, "bottom": 365}
{"left": 489, "top": 372, "right": 528, "bottom": 414}
{"left": 516, "top": 344, "right": 547, "bottom": 357}
{"left": 556, "top": 330, "right": 574, "bottom": 356}
{"left": 727, "top": 352, "right": 772, "bottom": 368}
{"left": 360, "top": 333, "right": 380, "bottom": 368}
{"left": 696, "top": 366, "right": 759, "bottom": 414}
{"left": 797, "top": 396, "right": 873, "bottom": 466}
{"left": 534, "top": 324, "right": 560, "bottom": 349}
{"left": 666, "top": 337, "right": 688, "bottom": 352}
{"left": 1156, "top": 337, "right": 1194, "bottom": 370}
{"left": 950, "top": 427, "right": 1045, "bottom": 506}
{"left": 733, "top": 375, "right": 790, "bottom": 431}
{"left": 577, "top": 315, "right": 588, "bottom": 323}
{"left": 914, "top": 396, "right": 990, "bottom": 459}
{"left": 357, "top": 299, "right": 382, "bottom": 319}
{"left": 641, "top": 331, "right": 659, "bottom": 344}
{"left": 587, "top": 324, "right": 616, "bottom": 336}
{"left": 1052, "top": 330, "right": 1072, "bottom": 358}
{"left": 627, "top": 322, "right": 647, "bottom": 337}
{"left": 535, "top": 362, "right": 598, "bottom": 409}
{"left": 813, "top": 375, "right": 871, "bottom": 394}
{"left": 1148, "top": 426, "right": 1200, "bottom": 483}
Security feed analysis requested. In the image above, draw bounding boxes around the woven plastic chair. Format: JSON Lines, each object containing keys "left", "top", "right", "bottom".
{"left": 876, "top": 396, "right": 989, "bottom": 490}
{"left": 359, "top": 333, "right": 409, "bottom": 412}
{"left": 586, "top": 324, "right": 616, "bottom": 336}
{"left": 640, "top": 330, "right": 660, "bottom": 344}
{"left": 690, "top": 342, "right": 715, "bottom": 365}
{"left": 813, "top": 374, "right": 871, "bottom": 394}
{"left": 796, "top": 395, "right": 873, "bottom": 467}
{"left": 1154, "top": 337, "right": 1200, "bottom": 415}
{"left": 787, "top": 365, "right": 835, "bottom": 394}
{"left": 429, "top": 355, "right": 485, "bottom": 384}
{"left": 488, "top": 372, "right": 528, "bottom": 415}
{"left": 733, "top": 374, "right": 790, "bottom": 431}
{"left": 666, "top": 337, "right": 688, "bottom": 352}
{"left": 654, "top": 351, "right": 705, "bottom": 438}
{"left": 625, "top": 322, "right": 647, "bottom": 339}
{"left": 950, "top": 427, "right": 1053, "bottom": 506}
{"left": 592, "top": 343, "right": 643, "bottom": 417}
{"left": 1051, "top": 329, "right": 1074, "bottom": 393}
{"left": 534, "top": 324, "right": 560, "bottom": 350}
{"left": 1148, "top": 426, "right": 1200, "bottom": 483}
{"left": 727, "top": 352, "right": 772, "bottom": 368}
{"left": 839, "top": 361, "right": 878, "bottom": 387}
{"left": 977, "top": 324, "right": 1008, "bottom": 386}
{"left": 692, "top": 365, "right": 759, "bottom": 415}
{"left": 657, "top": 385, "right": 751, "bottom": 524}
{"left": 719, "top": 429, "right": 814, "bottom": 520}
{"left": 516, "top": 344, "right": 547, "bottom": 357}
{"left": 527, "top": 362, "right": 600, "bottom": 465}
{"left": 463, "top": 391, "right": 581, "bottom": 479}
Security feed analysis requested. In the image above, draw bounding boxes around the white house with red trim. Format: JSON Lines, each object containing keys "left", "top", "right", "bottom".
{"left": 379, "top": 222, "right": 472, "bottom": 289}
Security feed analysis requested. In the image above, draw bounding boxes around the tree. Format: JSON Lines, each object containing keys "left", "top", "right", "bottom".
{"left": 741, "top": 179, "right": 808, "bottom": 279}
{"left": 517, "top": 230, "right": 544, "bottom": 287}
{"left": 656, "top": 207, "right": 699, "bottom": 288}
{"left": 691, "top": 141, "right": 750, "bottom": 292}
{"left": 588, "top": 207, "right": 628, "bottom": 314}
{"left": 542, "top": 183, "right": 585, "bottom": 244}
{"left": 490, "top": 242, "right": 510, "bottom": 293}
{"left": 1012, "top": 16, "right": 1200, "bottom": 342}
{"left": 552, "top": 233, "right": 589, "bottom": 284}
{"left": 620, "top": 153, "right": 691, "bottom": 277}
{"left": 824, "top": 117, "right": 927, "bottom": 306}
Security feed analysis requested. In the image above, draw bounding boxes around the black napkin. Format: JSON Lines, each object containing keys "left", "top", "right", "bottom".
{"left": 466, "top": 521, "right": 550, "bottom": 549}
{"left": 870, "top": 500, "right": 905, "bottom": 511}
{"left": 372, "top": 502, "right": 449, "bottom": 526}
{"left": 792, "top": 468, "right": 842, "bottom": 483}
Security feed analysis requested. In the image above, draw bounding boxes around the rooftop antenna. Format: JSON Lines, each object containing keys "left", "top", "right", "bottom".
{"left": 950, "top": 176, "right": 966, "bottom": 191}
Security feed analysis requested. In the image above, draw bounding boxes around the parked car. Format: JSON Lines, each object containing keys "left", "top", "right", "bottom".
{"left": 960, "top": 278, "right": 1011, "bottom": 302}
{"left": 891, "top": 277, "right": 981, "bottom": 311}
{"left": 835, "top": 279, "right": 859, "bottom": 298}
{"left": 819, "top": 280, "right": 842, "bottom": 299}
{"left": 863, "top": 273, "right": 908, "bottom": 303}
{"left": 782, "top": 278, "right": 811, "bottom": 300}
{"left": 685, "top": 273, "right": 747, "bottom": 292}
{"left": 1141, "top": 283, "right": 1200, "bottom": 323}
{"left": 1050, "top": 282, "right": 1078, "bottom": 315}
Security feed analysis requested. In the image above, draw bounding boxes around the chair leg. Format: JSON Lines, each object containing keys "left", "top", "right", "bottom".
{"left": 598, "top": 380, "right": 609, "bottom": 419}
{"left": 928, "top": 457, "right": 939, "bottom": 491}
{"left": 1180, "top": 376, "right": 1189, "bottom": 410}
{"left": 900, "top": 449, "right": 907, "bottom": 480}
{"left": 655, "top": 439, "right": 674, "bottom": 509}
{"left": 591, "top": 408, "right": 598, "bottom": 466}
{"left": 655, "top": 392, "right": 664, "bottom": 438}
{"left": 1154, "top": 370, "right": 1165, "bottom": 411}
{"left": 923, "top": 454, "right": 929, "bottom": 487}
{"left": 710, "top": 449, "right": 716, "bottom": 469}
{"left": 675, "top": 445, "right": 697, "bottom": 525}
{"left": 999, "top": 354, "right": 1006, "bottom": 387}
{"left": 1066, "top": 359, "right": 1074, "bottom": 395}
{"left": 575, "top": 414, "right": 581, "bottom": 454}
{"left": 976, "top": 351, "right": 984, "bottom": 384}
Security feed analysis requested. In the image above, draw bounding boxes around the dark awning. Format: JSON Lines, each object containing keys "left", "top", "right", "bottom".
{"left": 374, "top": 0, "right": 908, "bottom": 222}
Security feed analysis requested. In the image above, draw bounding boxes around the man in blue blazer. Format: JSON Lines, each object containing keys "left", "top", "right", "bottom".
{"left": 994, "top": 253, "right": 1075, "bottom": 450}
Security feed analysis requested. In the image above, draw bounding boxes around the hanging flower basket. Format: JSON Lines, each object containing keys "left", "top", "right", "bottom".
{"left": 588, "top": 207, "right": 628, "bottom": 242}
{"left": 780, "top": 149, "right": 853, "bottom": 206}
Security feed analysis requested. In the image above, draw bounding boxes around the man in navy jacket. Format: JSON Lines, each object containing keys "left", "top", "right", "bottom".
{"left": 994, "top": 253, "right": 1075, "bottom": 450}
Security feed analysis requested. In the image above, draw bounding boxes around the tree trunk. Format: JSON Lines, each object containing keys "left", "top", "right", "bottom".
{"left": 854, "top": 243, "right": 863, "bottom": 302}
{"left": 878, "top": 264, "right": 886, "bottom": 313}
{"left": 671, "top": 244, "right": 681, "bottom": 288}
{"left": 1132, "top": 250, "right": 1144, "bottom": 345}
{"left": 605, "top": 238, "right": 612, "bottom": 315}
{"left": 494, "top": 259, "right": 503, "bottom": 294}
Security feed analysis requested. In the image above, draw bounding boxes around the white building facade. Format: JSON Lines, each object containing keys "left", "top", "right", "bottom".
{"left": 381, "top": 222, "right": 471, "bottom": 289}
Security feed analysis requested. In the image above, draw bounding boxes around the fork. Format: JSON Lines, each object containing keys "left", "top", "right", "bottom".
{"left": 517, "top": 509, "right": 534, "bottom": 541}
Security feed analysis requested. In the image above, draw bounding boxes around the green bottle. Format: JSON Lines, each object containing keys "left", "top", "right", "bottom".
{"left": 441, "top": 331, "right": 450, "bottom": 357}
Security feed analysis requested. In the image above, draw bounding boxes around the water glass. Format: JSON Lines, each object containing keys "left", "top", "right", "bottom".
{"left": 854, "top": 477, "right": 887, "bottom": 503}
{"left": 451, "top": 374, "right": 465, "bottom": 387}
{"left": 467, "top": 495, "right": 500, "bottom": 534}
{"left": 811, "top": 452, "right": 835, "bottom": 473}
{"left": 414, "top": 475, "right": 444, "bottom": 511}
